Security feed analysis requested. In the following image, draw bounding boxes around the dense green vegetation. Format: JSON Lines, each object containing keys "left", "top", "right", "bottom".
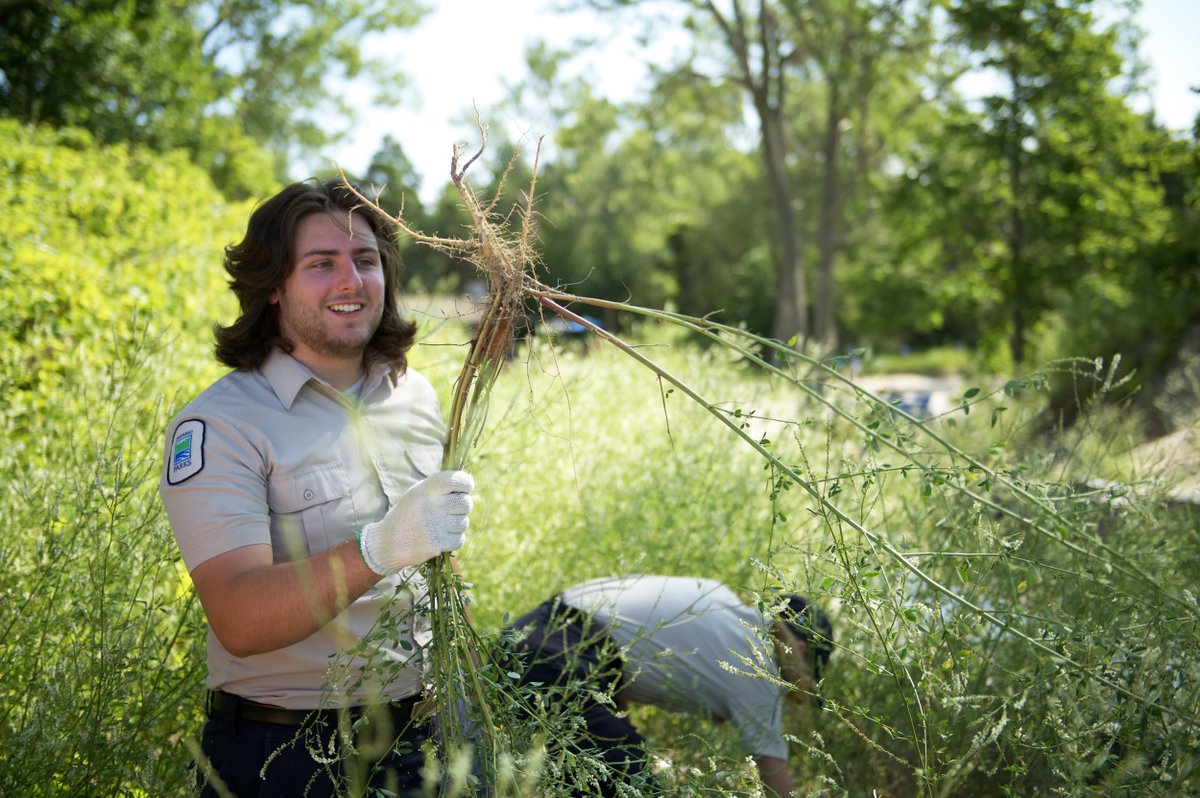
{"left": 2, "top": 122, "right": 1199, "bottom": 795}
{"left": 0, "top": 121, "right": 237, "bottom": 796}
{"left": 2, "top": 0, "right": 1199, "bottom": 794}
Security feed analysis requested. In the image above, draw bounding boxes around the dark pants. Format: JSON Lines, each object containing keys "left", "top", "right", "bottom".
{"left": 505, "top": 597, "right": 647, "bottom": 796}
{"left": 198, "top": 692, "right": 430, "bottom": 798}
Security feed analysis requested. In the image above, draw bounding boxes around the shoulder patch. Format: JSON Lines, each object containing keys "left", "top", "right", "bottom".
{"left": 167, "top": 419, "right": 206, "bottom": 485}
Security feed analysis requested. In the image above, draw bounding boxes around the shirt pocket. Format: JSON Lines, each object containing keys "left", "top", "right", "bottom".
{"left": 404, "top": 444, "right": 445, "bottom": 482}
{"left": 267, "top": 462, "right": 353, "bottom": 560}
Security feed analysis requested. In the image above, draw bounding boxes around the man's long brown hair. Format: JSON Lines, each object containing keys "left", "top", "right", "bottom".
{"left": 213, "top": 179, "right": 416, "bottom": 372}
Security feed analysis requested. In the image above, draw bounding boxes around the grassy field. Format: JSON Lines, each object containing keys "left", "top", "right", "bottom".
{"left": 2, "top": 308, "right": 1199, "bottom": 796}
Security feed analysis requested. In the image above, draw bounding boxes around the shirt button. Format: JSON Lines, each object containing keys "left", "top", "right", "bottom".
{"left": 303, "top": 489, "right": 314, "bottom": 500}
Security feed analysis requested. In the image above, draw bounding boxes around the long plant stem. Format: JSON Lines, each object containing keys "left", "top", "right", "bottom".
{"left": 531, "top": 294, "right": 1190, "bottom": 724}
{"left": 528, "top": 286, "right": 1185, "bottom": 614}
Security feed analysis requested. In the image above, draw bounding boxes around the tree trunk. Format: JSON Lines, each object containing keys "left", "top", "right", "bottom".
{"left": 1005, "top": 60, "right": 1028, "bottom": 367}
{"left": 759, "top": 98, "right": 807, "bottom": 346}
{"left": 815, "top": 90, "right": 842, "bottom": 353}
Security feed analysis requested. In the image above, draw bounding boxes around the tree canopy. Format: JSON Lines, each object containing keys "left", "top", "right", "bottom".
{"left": 0, "top": 0, "right": 427, "bottom": 197}
{"left": 2, "top": 0, "right": 1196, "bottom": 411}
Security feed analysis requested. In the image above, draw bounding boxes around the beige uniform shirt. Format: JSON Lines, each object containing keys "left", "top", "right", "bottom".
{"left": 561, "top": 575, "right": 788, "bottom": 760}
{"left": 159, "top": 349, "right": 445, "bottom": 708}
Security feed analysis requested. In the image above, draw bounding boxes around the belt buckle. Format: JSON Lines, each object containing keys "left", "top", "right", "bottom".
{"left": 207, "top": 690, "right": 232, "bottom": 718}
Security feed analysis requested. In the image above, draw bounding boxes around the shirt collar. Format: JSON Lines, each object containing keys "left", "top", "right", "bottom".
{"left": 362, "top": 356, "right": 400, "bottom": 399}
{"left": 261, "top": 348, "right": 401, "bottom": 409}
{"left": 261, "top": 349, "right": 316, "bottom": 409}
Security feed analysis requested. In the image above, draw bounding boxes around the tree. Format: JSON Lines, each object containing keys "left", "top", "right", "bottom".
{"left": 489, "top": 40, "right": 774, "bottom": 330}
{"left": 582, "top": 0, "right": 938, "bottom": 353}
{"left": 0, "top": 0, "right": 215, "bottom": 151}
{"left": 635, "top": 64, "right": 776, "bottom": 331}
{"left": 361, "top": 134, "right": 426, "bottom": 221}
{"left": 940, "top": 0, "right": 1172, "bottom": 367}
{"left": 362, "top": 135, "right": 441, "bottom": 290}
{"left": 856, "top": 100, "right": 1000, "bottom": 351}
{"left": 780, "top": 0, "right": 937, "bottom": 351}
{"left": 492, "top": 42, "right": 680, "bottom": 315}
{"left": 577, "top": 1, "right": 807, "bottom": 344}
{"left": 198, "top": 0, "right": 426, "bottom": 165}
{"left": 0, "top": 0, "right": 427, "bottom": 196}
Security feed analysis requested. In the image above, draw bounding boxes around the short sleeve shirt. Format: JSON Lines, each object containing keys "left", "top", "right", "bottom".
{"left": 560, "top": 575, "right": 788, "bottom": 761}
{"left": 158, "top": 349, "right": 445, "bottom": 708}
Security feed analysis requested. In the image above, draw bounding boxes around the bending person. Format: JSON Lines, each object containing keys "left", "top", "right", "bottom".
{"left": 504, "top": 574, "right": 834, "bottom": 797}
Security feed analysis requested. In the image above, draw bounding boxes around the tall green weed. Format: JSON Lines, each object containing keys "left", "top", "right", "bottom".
{"left": 0, "top": 327, "right": 209, "bottom": 796}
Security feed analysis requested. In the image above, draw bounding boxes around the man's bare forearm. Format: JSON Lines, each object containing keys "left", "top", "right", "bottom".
{"left": 191, "top": 540, "right": 382, "bottom": 657}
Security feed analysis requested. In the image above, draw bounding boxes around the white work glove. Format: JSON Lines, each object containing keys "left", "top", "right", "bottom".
{"left": 357, "top": 470, "right": 475, "bottom": 575}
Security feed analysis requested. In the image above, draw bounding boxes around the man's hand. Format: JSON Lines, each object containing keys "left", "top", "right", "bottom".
{"left": 358, "top": 470, "right": 475, "bottom": 574}
{"left": 755, "top": 756, "right": 796, "bottom": 798}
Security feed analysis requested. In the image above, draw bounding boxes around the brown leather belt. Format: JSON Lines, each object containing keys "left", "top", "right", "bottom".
{"left": 207, "top": 690, "right": 425, "bottom": 727}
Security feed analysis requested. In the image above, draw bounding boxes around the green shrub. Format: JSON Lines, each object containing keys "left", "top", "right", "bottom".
{"left": 0, "top": 120, "right": 249, "bottom": 795}
{"left": 0, "top": 120, "right": 248, "bottom": 453}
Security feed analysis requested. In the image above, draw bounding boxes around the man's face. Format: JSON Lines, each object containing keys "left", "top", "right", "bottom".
{"left": 270, "top": 211, "right": 386, "bottom": 369}
{"left": 775, "top": 624, "right": 817, "bottom": 707}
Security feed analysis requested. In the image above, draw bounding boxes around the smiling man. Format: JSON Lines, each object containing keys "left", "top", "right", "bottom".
{"left": 159, "top": 179, "right": 474, "bottom": 797}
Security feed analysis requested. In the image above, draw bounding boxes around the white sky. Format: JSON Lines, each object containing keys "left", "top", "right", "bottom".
{"left": 325, "top": 0, "right": 1199, "bottom": 202}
